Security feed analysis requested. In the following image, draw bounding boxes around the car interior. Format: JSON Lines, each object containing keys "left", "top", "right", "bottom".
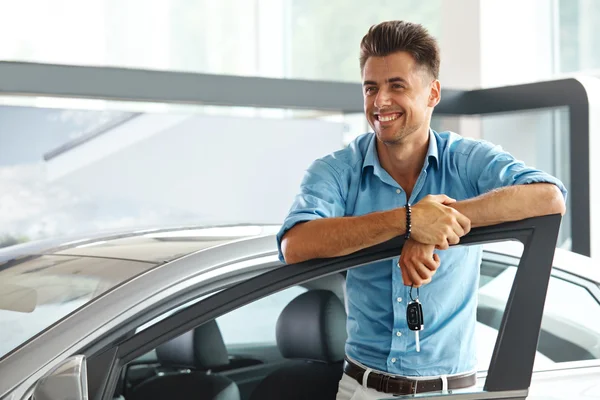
{"left": 111, "top": 251, "right": 600, "bottom": 400}
{"left": 113, "top": 275, "right": 348, "bottom": 400}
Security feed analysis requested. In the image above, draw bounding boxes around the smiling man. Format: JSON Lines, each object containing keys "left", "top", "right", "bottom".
{"left": 277, "top": 20, "right": 567, "bottom": 400}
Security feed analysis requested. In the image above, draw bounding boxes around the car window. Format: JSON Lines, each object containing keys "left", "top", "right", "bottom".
{"left": 0, "top": 255, "right": 156, "bottom": 360}
{"left": 478, "top": 254, "right": 600, "bottom": 371}
{"left": 216, "top": 285, "right": 307, "bottom": 346}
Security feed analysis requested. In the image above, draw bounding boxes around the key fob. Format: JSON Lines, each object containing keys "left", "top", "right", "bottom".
{"left": 407, "top": 300, "right": 424, "bottom": 331}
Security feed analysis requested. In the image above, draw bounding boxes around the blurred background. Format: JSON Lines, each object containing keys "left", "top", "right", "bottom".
{"left": 1, "top": 0, "right": 599, "bottom": 255}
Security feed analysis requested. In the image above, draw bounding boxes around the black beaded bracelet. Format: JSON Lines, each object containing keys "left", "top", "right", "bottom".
{"left": 405, "top": 203, "right": 412, "bottom": 240}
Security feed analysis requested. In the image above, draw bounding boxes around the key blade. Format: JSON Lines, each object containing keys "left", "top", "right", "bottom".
{"left": 415, "top": 331, "right": 420, "bottom": 352}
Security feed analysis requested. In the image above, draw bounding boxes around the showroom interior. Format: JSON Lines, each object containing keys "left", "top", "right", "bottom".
{"left": 3, "top": 0, "right": 600, "bottom": 258}
{"left": 2, "top": 1, "right": 600, "bottom": 400}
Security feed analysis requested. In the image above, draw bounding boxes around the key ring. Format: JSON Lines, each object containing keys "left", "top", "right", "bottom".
{"left": 410, "top": 284, "right": 419, "bottom": 301}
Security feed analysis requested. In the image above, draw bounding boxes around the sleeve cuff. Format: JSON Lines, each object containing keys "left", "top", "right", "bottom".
{"left": 517, "top": 175, "right": 568, "bottom": 202}
{"left": 276, "top": 213, "right": 321, "bottom": 263}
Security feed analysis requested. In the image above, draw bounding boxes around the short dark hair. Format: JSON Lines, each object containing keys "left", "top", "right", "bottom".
{"left": 359, "top": 20, "right": 440, "bottom": 79}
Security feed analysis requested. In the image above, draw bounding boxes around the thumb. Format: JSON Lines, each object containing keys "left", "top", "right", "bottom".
{"left": 399, "top": 260, "right": 412, "bottom": 285}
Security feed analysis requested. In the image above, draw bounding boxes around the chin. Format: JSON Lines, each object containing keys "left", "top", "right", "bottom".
{"left": 376, "top": 131, "right": 403, "bottom": 145}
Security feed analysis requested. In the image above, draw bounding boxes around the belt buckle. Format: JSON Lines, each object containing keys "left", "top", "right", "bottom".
{"left": 391, "top": 377, "right": 416, "bottom": 396}
{"left": 406, "top": 379, "right": 419, "bottom": 395}
{"left": 407, "top": 379, "right": 417, "bottom": 395}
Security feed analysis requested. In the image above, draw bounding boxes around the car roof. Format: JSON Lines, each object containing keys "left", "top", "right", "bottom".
{"left": 0, "top": 225, "right": 281, "bottom": 265}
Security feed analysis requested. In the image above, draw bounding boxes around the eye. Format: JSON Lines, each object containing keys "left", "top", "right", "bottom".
{"left": 365, "top": 86, "right": 377, "bottom": 95}
{"left": 392, "top": 83, "right": 405, "bottom": 90}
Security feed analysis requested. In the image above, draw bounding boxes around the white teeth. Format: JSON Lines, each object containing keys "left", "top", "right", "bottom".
{"left": 378, "top": 113, "right": 401, "bottom": 122}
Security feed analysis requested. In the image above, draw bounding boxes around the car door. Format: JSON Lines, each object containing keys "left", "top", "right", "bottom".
{"left": 78, "top": 214, "right": 561, "bottom": 400}
{"left": 476, "top": 247, "right": 600, "bottom": 398}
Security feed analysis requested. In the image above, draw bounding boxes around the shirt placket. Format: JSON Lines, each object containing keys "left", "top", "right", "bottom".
{"left": 409, "top": 168, "right": 429, "bottom": 204}
{"left": 389, "top": 186, "right": 408, "bottom": 372}
{"left": 388, "top": 167, "right": 428, "bottom": 373}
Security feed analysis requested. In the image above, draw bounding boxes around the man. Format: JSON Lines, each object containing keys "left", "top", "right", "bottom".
{"left": 276, "top": 20, "right": 567, "bottom": 400}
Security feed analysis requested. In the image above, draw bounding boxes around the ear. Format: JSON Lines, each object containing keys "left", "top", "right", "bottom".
{"left": 428, "top": 79, "right": 441, "bottom": 108}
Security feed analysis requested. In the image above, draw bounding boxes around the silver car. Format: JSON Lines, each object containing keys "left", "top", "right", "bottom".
{"left": 0, "top": 215, "right": 599, "bottom": 400}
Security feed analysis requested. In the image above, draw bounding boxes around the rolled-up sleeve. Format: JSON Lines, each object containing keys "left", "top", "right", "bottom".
{"left": 276, "top": 159, "right": 347, "bottom": 263}
{"left": 464, "top": 140, "right": 568, "bottom": 200}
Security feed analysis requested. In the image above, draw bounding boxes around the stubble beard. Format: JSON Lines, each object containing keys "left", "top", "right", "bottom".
{"left": 379, "top": 124, "right": 419, "bottom": 147}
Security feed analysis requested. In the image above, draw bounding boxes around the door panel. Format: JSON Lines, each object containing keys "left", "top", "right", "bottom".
{"left": 108, "top": 215, "right": 562, "bottom": 400}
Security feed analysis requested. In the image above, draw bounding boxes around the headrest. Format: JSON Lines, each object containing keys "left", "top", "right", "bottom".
{"left": 155, "top": 320, "right": 229, "bottom": 369}
{"left": 275, "top": 290, "right": 347, "bottom": 363}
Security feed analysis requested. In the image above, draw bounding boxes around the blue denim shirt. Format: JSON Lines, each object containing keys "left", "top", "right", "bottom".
{"left": 276, "top": 130, "right": 567, "bottom": 376}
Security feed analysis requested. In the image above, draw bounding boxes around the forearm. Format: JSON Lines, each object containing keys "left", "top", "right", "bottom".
{"left": 280, "top": 208, "right": 406, "bottom": 264}
{"left": 450, "top": 183, "right": 566, "bottom": 228}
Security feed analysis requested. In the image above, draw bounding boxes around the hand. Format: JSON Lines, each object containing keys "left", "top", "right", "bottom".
{"left": 410, "top": 194, "right": 471, "bottom": 250}
{"left": 398, "top": 239, "right": 440, "bottom": 287}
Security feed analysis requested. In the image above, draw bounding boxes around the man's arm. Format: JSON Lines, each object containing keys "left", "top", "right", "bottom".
{"left": 450, "top": 183, "right": 566, "bottom": 228}
{"left": 281, "top": 195, "right": 471, "bottom": 264}
{"left": 398, "top": 139, "right": 567, "bottom": 287}
{"left": 281, "top": 208, "right": 406, "bottom": 264}
{"left": 400, "top": 183, "right": 565, "bottom": 287}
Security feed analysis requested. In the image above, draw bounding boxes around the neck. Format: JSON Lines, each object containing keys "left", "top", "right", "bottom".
{"left": 377, "top": 128, "right": 430, "bottom": 182}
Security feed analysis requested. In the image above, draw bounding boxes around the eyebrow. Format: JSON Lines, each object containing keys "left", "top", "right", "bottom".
{"left": 362, "top": 77, "right": 408, "bottom": 86}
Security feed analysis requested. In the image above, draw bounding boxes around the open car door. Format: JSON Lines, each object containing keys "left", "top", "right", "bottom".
{"left": 106, "top": 213, "right": 562, "bottom": 400}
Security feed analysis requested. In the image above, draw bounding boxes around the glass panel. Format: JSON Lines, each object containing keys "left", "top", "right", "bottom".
{"left": 478, "top": 248, "right": 600, "bottom": 370}
{"left": 479, "top": 108, "right": 572, "bottom": 249}
{"left": 0, "top": 0, "right": 441, "bottom": 81}
{"left": 287, "top": 0, "right": 441, "bottom": 82}
{"left": 117, "top": 276, "right": 341, "bottom": 399}
{"left": 558, "top": 0, "right": 600, "bottom": 73}
{"left": 216, "top": 285, "right": 307, "bottom": 346}
{"left": 0, "top": 99, "right": 347, "bottom": 246}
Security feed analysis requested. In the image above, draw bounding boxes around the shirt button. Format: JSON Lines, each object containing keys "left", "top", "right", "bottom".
{"left": 391, "top": 358, "right": 397, "bottom": 363}
{"left": 396, "top": 331, "right": 402, "bottom": 337}
{"left": 397, "top": 297, "right": 402, "bottom": 303}
{"left": 396, "top": 189, "right": 401, "bottom": 194}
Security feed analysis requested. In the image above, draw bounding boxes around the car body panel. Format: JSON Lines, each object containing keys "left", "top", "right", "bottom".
{"left": 0, "top": 220, "right": 599, "bottom": 399}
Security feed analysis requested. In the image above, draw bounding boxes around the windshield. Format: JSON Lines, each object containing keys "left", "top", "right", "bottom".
{"left": 0, "top": 225, "right": 281, "bottom": 359}
{"left": 0, "top": 254, "right": 156, "bottom": 359}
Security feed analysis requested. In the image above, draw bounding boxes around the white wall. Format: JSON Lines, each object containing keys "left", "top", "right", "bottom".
{"left": 46, "top": 113, "right": 346, "bottom": 225}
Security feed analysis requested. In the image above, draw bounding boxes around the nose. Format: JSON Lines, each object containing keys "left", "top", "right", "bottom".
{"left": 374, "top": 87, "right": 392, "bottom": 109}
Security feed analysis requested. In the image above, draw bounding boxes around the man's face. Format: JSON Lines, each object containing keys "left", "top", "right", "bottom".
{"left": 362, "top": 51, "right": 440, "bottom": 145}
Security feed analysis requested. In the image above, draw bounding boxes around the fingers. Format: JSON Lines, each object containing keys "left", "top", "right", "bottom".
{"left": 423, "top": 253, "right": 441, "bottom": 271}
{"left": 454, "top": 210, "right": 472, "bottom": 235}
{"left": 436, "top": 240, "right": 449, "bottom": 250}
{"left": 411, "top": 197, "right": 470, "bottom": 249}
{"left": 399, "top": 241, "right": 440, "bottom": 287}
{"left": 407, "top": 263, "right": 433, "bottom": 288}
{"left": 446, "top": 229, "right": 460, "bottom": 246}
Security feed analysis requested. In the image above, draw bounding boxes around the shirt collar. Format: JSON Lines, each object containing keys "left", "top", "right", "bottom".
{"left": 363, "top": 129, "right": 440, "bottom": 173}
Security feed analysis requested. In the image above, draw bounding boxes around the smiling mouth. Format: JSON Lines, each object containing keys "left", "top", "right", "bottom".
{"left": 376, "top": 112, "right": 403, "bottom": 122}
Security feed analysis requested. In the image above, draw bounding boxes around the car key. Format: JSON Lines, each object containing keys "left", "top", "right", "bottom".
{"left": 407, "top": 286, "right": 424, "bottom": 352}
